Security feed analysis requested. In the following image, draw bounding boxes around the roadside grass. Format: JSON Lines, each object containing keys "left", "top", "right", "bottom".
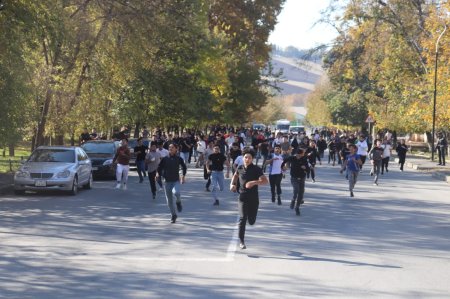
{"left": 0, "top": 145, "right": 31, "bottom": 173}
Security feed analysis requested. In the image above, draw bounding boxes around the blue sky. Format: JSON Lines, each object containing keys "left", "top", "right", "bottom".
{"left": 269, "top": 0, "right": 339, "bottom": 49}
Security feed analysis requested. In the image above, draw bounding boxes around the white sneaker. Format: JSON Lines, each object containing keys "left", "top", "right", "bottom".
{"left": 115, "top": 183, "right": 121, "bottom": 189}
{"left": 122, "top": 184, "right": 127, "bottom": 191}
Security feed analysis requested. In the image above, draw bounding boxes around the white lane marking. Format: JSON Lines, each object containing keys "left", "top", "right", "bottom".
{"left": 68, "top": 216, "right": 240, "bottom": 262}
{"left": 225, "top": 215, "right": 240, "bottom": 260}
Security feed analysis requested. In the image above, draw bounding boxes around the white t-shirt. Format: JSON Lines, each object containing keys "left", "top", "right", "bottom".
{"left": 197, "top": 140, "right": 206, "bottom": 153}
{"left": 269, "top": 153, "right": 283, "bottom": 175}
{"left": 226, "top": 136, "right": 235, "bottom": 147}
{"left": 157, "top": 148, "right": 169, "bottom": 158}
{"left": 382, "top": 144, "right": 391, "bottom": 157}
{"left": 234, "top": 155, "right": 244, "bottom": 167}
{"left": 385, "top": 132, "right": 392, "bottom": 141}
{"left": 356, "top": 140, "right": 368, "bottom": 156}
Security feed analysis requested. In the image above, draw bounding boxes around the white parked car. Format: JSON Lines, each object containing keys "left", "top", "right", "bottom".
{"left": 14, "top": 146, "right": 93, "bottom": 195}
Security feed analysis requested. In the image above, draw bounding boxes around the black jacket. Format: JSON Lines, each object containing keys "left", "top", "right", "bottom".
{"left": 157, "top": 154, "right": 187, "bottom": 182}
{"left": 281, "top": 155, "right": 310, "bottom": 179}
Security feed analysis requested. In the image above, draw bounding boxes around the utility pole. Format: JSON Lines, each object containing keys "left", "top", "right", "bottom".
{"left": 431, "top": 23, "right": 447, "bottom": 162}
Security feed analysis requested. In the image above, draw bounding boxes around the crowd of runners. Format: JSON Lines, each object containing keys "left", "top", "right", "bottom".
{"left": 103, "top": 124, "right": 427, "bottom": 249}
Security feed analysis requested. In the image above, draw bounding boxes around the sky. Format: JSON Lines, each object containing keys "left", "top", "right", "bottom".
{"left": 268, "top": 0, "right": 339, "bottom": 50}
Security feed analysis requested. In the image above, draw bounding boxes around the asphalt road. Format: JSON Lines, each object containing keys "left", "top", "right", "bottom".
{"left": 1, "top": 161, "right": 449, "bottom": 298}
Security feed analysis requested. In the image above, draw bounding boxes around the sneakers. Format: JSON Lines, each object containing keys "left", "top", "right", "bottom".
{"left": 350, "top": 191, "right": 354, "bottom": 197}
{"left": 115, "top": 183, "right": 121, "bottom": 189}
{"left": 290, "top": 200, "right": 295, "bottom": 209}
{"left": 271, "top": 196, "right": 275, "bottom": 203}
{"left": 295, "top": 207, "right": 300, "bottom": 216}
{"left": 312, "top": 179, "right": 315, "bottom": 183}
{"left": 170, "top": 214, "right": 177, "bottom": 223}
{"left": 299, "top": 199, "right": 305, "bottom": 205}
{"left": 373, "top": 183, "right": 378, "bottom": 186}
{"left": 277, "top": 196, "right": 282, "bottom": 205}
{"left": 152, "top": 194, "right": 156, "bottom": 200}
{"left": 239, "top": 241, "right": 246, "bottom": 250}
{"left": 176, "top": 202, "right": 183, "bottom": 212}
{"left": 122, "top": 184, "right": 127, "bottom": 191}
{"left": 205, "top": 187, "right": 211, "bottom": 192}
{"left": 213, "top": 199, "right": 219, "bottom": 206}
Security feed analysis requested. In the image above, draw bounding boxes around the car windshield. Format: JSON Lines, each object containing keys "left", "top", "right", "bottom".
{"left": 277, "top": 124, "right": 290, "bottom": 130}
{"left": 28, "top": 149, "right": 75, "bottom": 163}
{"left": 82, "top": 143, "right": 115, "bottom": 154}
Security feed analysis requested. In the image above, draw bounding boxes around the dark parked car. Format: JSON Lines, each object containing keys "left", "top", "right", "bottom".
{"left": 81, "top": 140, "right": 119, "bottom": 179}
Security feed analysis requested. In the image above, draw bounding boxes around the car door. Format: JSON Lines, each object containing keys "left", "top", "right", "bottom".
{"left": 81, "top": 148, "right": 92, "bottom": 181}
{"left": 76, "top": 148, "right": 88, "bottom": 184}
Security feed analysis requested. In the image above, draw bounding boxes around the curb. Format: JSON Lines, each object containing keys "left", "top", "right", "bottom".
{"left": 432, "top": 172, "right": 450, "bottom": 184}
{"left": 395, "top": 158, "right": 450, "bottom": 184}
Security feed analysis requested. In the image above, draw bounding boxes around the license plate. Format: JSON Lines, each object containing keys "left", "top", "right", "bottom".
{"left": 92, "top": 167, "right": 98, "bottom": 171}
{"left": 35, "top": 180, "right": 46, "bottom": 187}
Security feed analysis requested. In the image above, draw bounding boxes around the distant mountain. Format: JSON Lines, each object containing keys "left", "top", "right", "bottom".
{"left": 271, "top": 55, "right": 324, "bottom": 96}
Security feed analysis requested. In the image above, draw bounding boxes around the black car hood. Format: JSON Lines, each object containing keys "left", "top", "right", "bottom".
{"left": 87, "top": 153, "right": 114, "bottom": 159}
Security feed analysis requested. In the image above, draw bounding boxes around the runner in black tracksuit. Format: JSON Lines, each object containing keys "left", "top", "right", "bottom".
{"left": 306, "top": 141, "right": 321, "bottom": 182}
{"left": 281, "top": 148, "right": 310, "bottom": 216}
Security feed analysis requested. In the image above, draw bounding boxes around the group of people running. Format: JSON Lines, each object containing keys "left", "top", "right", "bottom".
{"left": 110, "top": 126, "right": 411, "bottom": 250}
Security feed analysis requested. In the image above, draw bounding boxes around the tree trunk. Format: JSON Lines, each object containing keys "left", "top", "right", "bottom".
{"left": 70, "top": 131, "right": 75, "bottom": 146}
{"left": 55, "top": 134, "right": 64, "bottom": 145}
{"left": 8, "top": 144, "right": 15, "bottom": 157}
{"left": 36, "top": 37, "right": 61, "bottom": 147}
{"left": 35, "top": 88, "right": 53, "bottom": 147}
{"left": 134, "top": 123, "right": 140, "bottom": 138}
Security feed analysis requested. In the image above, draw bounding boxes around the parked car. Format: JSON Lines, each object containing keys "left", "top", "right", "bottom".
{"left": 252, "top": 123, "right": 266, "bottom": 131}
{"left": 14, "top": 146, "right": 92, "bottom": 195}
{"left": 81, "top": 140, "right": 119, "bottom": 179}
{"left": 290, "top": 126, "right": 306, "bottom": 134}
{"left": 127, "top": 138, "right": 149, "bottom": 167}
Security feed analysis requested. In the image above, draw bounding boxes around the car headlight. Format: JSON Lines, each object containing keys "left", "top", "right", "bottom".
{"left": 57, "top": 170, "right": 71, "bottom": 178}
{"left": 16, "top": 171, "right": 30, "bottom": 178}
{"left": 103, "top": 159, "right": 113, "bottom": 166}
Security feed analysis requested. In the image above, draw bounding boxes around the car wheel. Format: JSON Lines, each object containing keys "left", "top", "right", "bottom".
{"left": 84, "top": 174, "right": 93, "bottom": 189}
{"left": 70, "top": 176, "right": 78, "bottom": 195}
{"left": 14, "top": 189, "right": 25, "bottom": 195}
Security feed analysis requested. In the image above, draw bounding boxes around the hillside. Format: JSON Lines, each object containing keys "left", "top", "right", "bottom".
{"left": 271, "top": 55, "right": 324, "bottom": 95}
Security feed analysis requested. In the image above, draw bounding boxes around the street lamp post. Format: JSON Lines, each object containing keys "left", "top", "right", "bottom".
{"left": 431, "top": 24, "right": 447, "bottom": 162}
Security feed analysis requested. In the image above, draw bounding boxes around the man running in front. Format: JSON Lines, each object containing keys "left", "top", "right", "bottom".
{"left": 156, "top": 144, "right": 187, "bottom": 223}
{"left": 230, "top": 148, "right": 268, "bottom": 250}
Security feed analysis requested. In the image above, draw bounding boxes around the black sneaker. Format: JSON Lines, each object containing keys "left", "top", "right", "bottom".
{"left": 176, "top": 202, "right": 182, "bottom": 212}
{"left": 295, "top": 207, "right": 300, "bottom": 216}
{"left": 170, "top": 214, "right": 177, "bottom": 223}
{"left": 205, "top": 187, "right": 210, "bottom": 192}
{"left": 213, "top": 199, "right": 219, "bottom": 206}
{"left": 271, "top": 196, "right": 275, "bottom": 203}
{"left": 290, "top": 200, "right": 295, "bottom": 209}
{"left": 300, "top": 200, "right": 305, "bottom": 205}
{"left": 239, "top": 241, "right": 246, "bottom": 249}
{"left": 277, "top": 197, "right": 282, "bottom": 205}
{"left": 152, "top": 194, "right": 156, "bottom": 200}
{"left": 350, "top": 191, "right": 354, "bottom": 197}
